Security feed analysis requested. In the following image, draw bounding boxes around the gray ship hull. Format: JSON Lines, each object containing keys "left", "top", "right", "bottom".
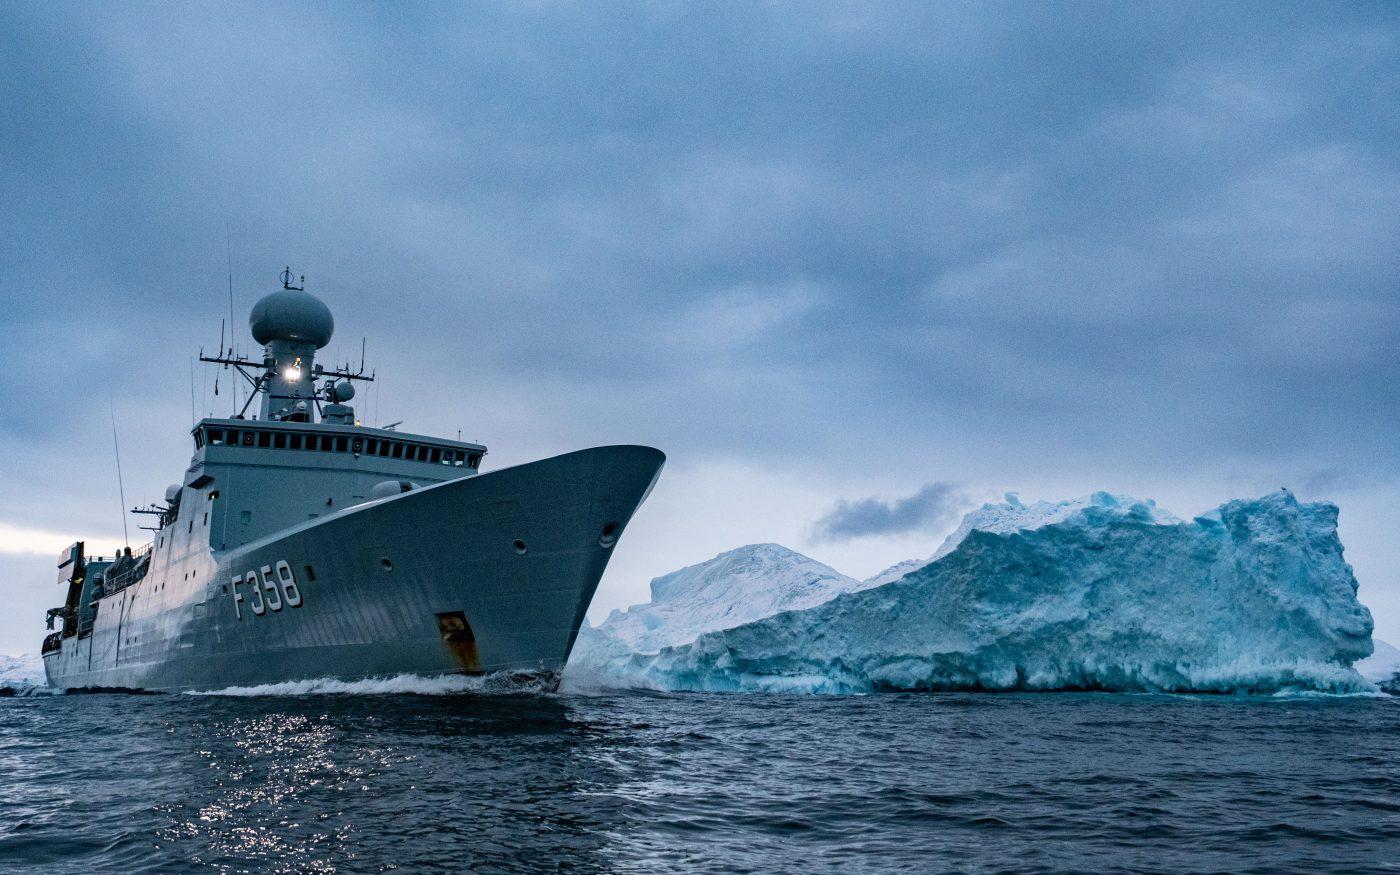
{"left": 44, "top": 446, "right": 664, "bottom": 692}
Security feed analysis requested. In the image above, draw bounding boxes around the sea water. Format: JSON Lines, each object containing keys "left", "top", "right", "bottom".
{"left": 2, "top": 686, "right": 1398, "bottom": 872}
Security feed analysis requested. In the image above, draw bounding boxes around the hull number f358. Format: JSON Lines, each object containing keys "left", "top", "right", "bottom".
{"left": 232, "top": 560, "right": 304, "bottom": 620}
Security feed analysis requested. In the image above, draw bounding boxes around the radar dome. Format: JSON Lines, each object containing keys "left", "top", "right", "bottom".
{"left": 249, "top": 289, "right": 334, "bottom": 348}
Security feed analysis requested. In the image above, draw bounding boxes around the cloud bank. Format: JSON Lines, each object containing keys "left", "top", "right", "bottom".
{"left": 1, "top": 2, "right": 1398, "bottom": 650}
{"left": 813, "top": 483, "right": 966, "bottom": 543}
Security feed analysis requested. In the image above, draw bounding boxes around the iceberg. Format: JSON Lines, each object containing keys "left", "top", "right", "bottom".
{"left": 590, "top": 542, "right": 869, "bottom": 652}
{"left": 864, "top": 491, "right": 1179, "bottom": 586}
{"left": 1357, "top": 639, "right": 1400, "bottom": 694}
{"left": 570, "top": 544, "right": 873, "bottom": 683}
{"left": 0, "top": 653, "right": 49, "bottom": 696}
{"left": 581, "top": 491, "right": 1376, "bottom": 694}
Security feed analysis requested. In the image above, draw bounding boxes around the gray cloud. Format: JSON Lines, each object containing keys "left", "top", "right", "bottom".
{"left": 1, "top": 2, "right": 1399, "bottom": 649}
{"left": 812, "top": 483, "right": 967, "bottom": 543}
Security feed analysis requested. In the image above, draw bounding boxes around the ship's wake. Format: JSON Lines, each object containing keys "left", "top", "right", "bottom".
{"left": 0, "top": 682, "right": 63, "bottom": 697}
{"left": 186, "top": 671, "right": 559, "bottom": 697}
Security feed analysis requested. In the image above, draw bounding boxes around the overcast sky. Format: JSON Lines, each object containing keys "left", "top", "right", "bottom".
{"left": 3, "top": 2, "right": 1398, "bottom": 655}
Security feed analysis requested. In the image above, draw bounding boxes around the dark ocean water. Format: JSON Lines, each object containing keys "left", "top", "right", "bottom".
{"left": 2, "top": 686, "right": 1398, "bottom": 873}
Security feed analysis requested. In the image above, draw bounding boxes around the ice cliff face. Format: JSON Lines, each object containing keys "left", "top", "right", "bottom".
{"left": 582, "top": 492, "right": 1375, "bottom": 694}
{"left": 864, "top": 491, "right": 1179, "bottom": 586}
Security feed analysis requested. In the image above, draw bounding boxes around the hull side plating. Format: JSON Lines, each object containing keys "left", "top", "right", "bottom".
{"left": 44, "top": 446, "right": 663, "bottom": 692}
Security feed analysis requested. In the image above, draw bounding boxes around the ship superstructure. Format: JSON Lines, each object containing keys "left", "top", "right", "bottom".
{"left": 42, "top": 272, "right": 664, "bottom": 691}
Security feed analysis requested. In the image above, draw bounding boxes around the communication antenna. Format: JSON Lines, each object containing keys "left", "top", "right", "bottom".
{"left": 280, "top": 266, "right": 304, "bottom": 291}
{"left": 226, "top": 225, "right": 236, "bottom": 349}
{"left": 226, "top": 227, "right": 239, "bottom": 415}
{"left": 109, "top": 396, "right": 130, "bottom": 551}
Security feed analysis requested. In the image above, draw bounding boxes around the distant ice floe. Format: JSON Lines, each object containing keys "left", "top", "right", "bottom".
{"left": 569, "top": 491, "right": 1378, "bottom": 695}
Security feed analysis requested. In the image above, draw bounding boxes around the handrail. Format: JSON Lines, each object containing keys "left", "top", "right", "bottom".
{"left": 103, "top": 543, "right": 154, "bottom": 594}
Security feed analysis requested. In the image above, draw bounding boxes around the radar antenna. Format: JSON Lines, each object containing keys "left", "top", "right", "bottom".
{"left": 280, "top": 266, "right": 305, "bottom": 291}
{"left": 199, "top": 264, "right": 373, "bottom": 424}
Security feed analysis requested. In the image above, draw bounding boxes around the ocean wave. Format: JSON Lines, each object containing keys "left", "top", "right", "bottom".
{"left": 185, "top": 671, "right": 556, "bottom": 697}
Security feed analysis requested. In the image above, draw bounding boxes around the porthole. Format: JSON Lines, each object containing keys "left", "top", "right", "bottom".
{"left": 513, "top": 539, "right": 527, "bottom": 555}
{"left": 381, "top": 557, "right": 394, "bottom": 572}
{"left": 599, "top": 522, "right": 621, "bottom": 548}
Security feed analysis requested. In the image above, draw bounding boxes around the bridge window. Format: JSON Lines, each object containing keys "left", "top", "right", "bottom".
{"left": 366, "top": 438, "right": 378, "bottom": 455}
{"left": 274, "top": 432, "right": 287, "bottom": 449}
{"left": 258, "top": 431, "right": 271, "bottom": 448}
{"left": 431, "top": 447, "right": 442, "bottom": 464}
{"left": 289, "top": 433, "right": 302, "bottom": 450}
{"left": 468, "top": 453, "right": 481, "bottom": 469}
{"left": 226, "top": 429, "right": 239, "bottom": 446}
{"left": 335, "top": 436, "right": 348, "bottom": 452}
{"left": 391, "top": 443, "right": 404, "bottom": 459}
{"left": 207, "top": 429, "right": 223, "bottom": 445}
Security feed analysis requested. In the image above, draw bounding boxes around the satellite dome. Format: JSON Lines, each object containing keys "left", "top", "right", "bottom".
{"left": 249, "top": 289, "right": 334, "bottom": 348}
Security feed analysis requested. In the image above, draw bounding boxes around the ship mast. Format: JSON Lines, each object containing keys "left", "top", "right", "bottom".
{"left": 198, "top": 267, "right": 374, "bottom": 422}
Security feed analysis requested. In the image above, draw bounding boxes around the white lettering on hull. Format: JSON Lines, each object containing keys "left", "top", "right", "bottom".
{"left": 231, "top": 560, "right": 304, "bottom": 620}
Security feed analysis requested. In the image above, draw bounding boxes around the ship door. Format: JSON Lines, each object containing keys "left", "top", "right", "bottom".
{"left": 436, "top": 611, "right": 481, "bottom": 673}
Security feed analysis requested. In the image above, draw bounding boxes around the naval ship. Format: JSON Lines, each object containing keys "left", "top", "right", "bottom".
{"left": 41, "top": 272, "right": 664, "bottom": 691}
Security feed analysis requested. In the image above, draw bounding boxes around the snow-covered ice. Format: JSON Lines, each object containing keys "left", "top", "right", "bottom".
{"left": 573, "top": 491, "right": 1376, "bottom": 694}
{"left": 1357, "top": 639, "right": 1400, "bottom": 693}
{"left": 864, "top": 491, "right": 1179, "bottom": 586}
{"left": 584, "top": 543, "right": 869, "bottom": 652}
{"left": 0, "top": 653, "right": 51, "bottom": 695}
{"left": 569, "top": 543, "right": 874, "bottom": 685}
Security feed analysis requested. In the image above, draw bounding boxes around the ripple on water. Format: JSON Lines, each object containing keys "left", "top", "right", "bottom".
{"left": 0, "top": 692, "right": 1397, "bottom": 872}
